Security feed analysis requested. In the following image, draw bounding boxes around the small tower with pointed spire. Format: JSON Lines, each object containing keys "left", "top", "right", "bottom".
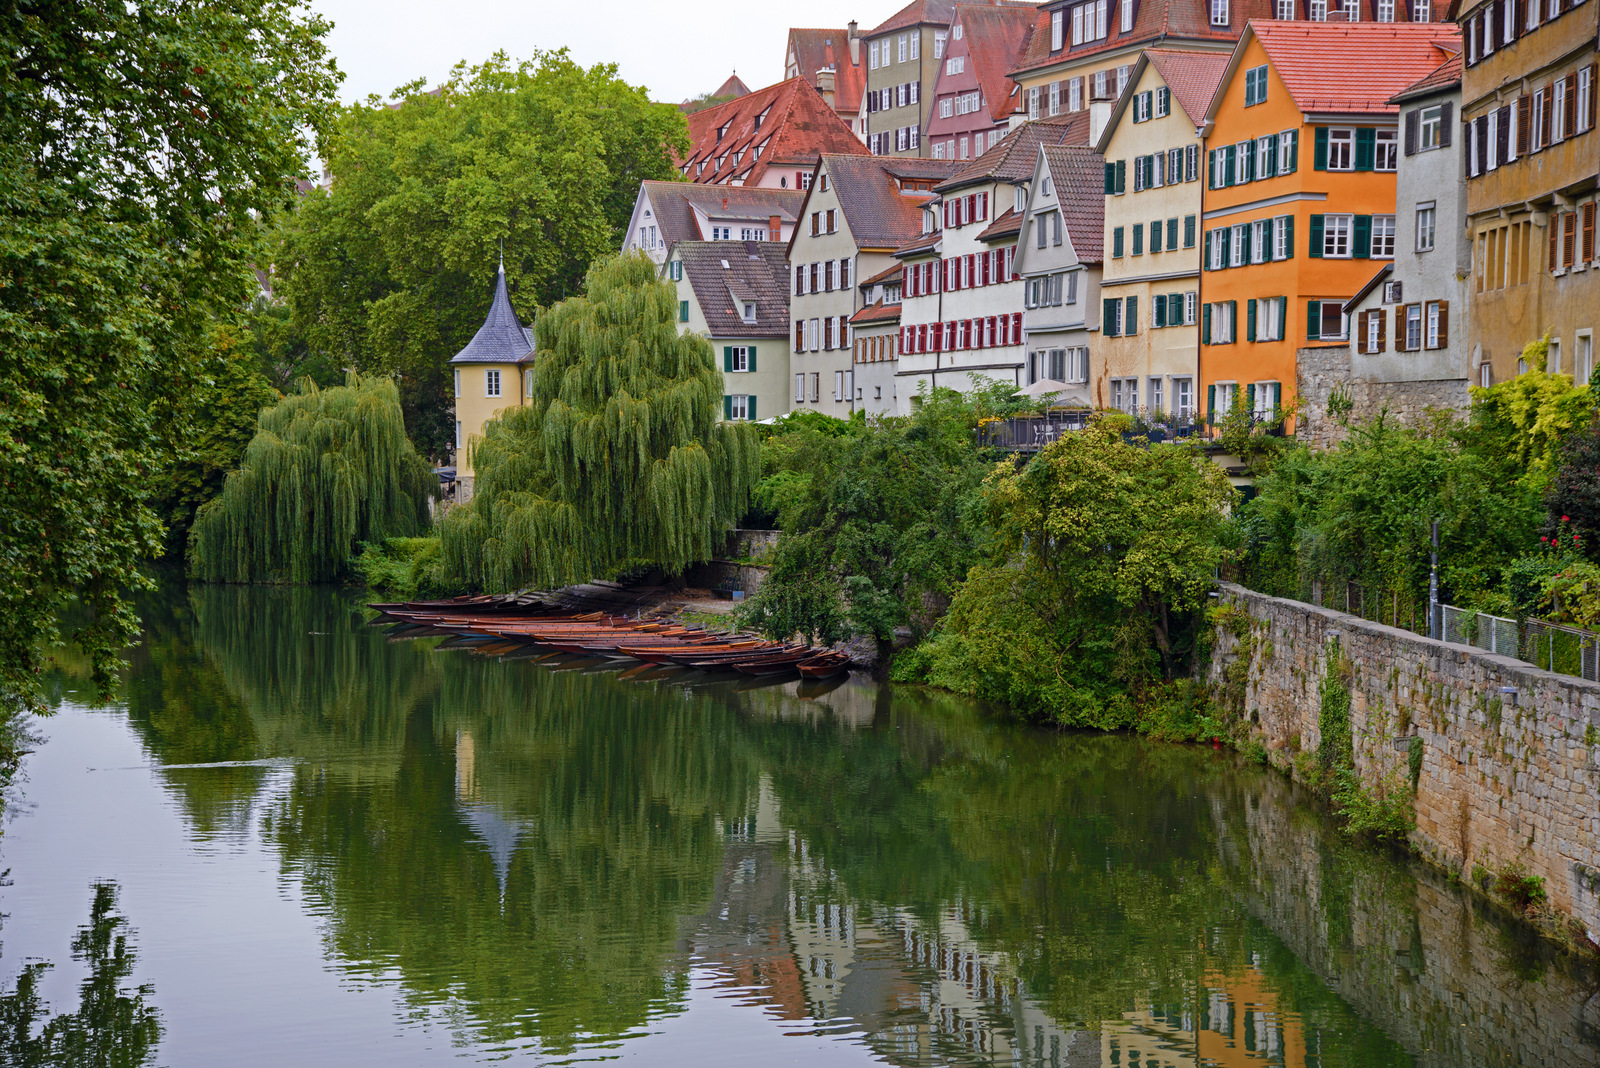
{"left": 450, "top": 253, "right": 534, "bottom": 501}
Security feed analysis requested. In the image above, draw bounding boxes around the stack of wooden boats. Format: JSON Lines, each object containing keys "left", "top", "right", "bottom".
{"left": 370, "top": 598, "right": 852, "bottom": 679}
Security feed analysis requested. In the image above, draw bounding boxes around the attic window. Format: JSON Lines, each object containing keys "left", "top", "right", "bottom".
{"left": 718, "top": 121, "right": 732, "bottom": 140}
{"left": 742, "top": 302, "right": 757, "bottom": 323}
{"left": 953, "top": 22, "right": 964, "bottom": 39}
{"left": 754, "top": 106, "right": 771, "bottom": 129}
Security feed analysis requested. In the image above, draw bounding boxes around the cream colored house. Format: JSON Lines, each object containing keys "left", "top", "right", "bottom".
{"left": 670, "top": 241, "right": 793, "bottom": 421}
{"left": 1091, "top": 48, "right": 1224, "bottom": 422}
{"left": 451, "top": 262, "right": 535, "bottom": 501}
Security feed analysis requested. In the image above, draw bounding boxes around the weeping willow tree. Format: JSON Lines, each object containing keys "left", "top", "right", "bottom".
{"left": 441, "top": 253, "right": 760, "bottom": 591}
{"left": 189, "top": 375, "right": 438, "bottom": 583}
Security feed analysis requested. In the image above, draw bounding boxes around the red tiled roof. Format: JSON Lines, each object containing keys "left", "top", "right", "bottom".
{"left": 937, "top": 113, "right": 1091, "bottom": 191}
{"left": 850, "top": 299, "right": 903, "bottom": 324}
{"left": 867, "top": 0, "right": 958, "bottom": 37}
{"left": 819, "top": 154, "right": 959, "bottom": 249}
{"left": 639, "top": 181, "right": 806, "bottom": 248}
{"left": 860, "top": 262, "right": 906, "bottom": 286}
{"left": 893, "top": 230, "right": 944, "bottom": 257}
{"left": 1389, "top": 51, "right": 1462, "bottom": 105}
{"left": 976, "top": 206, "right": 1024, "bottom": 240}
{"left": 1248, "top": 21, "right": 1463, "bottom": 115}
{"left": 953, "top": 4, "right": 1041, "bottom": 122}
{"left": 713, "top": 74, "right": 751, "bottom": 98}
{"left": 1042, "top": 144, "right": 1106, "bottom": 263}
{"left": 680, "top": 78, "right": 867, "bottom": 186}
{"left": 1009, "top": 0, "right": 1282, "bottom": 80}
{"left": 785, "top": 29, "right": 866, "bottom": 113}
{"left": 1143, "top": 49, "right": 1230, "bottom": 126}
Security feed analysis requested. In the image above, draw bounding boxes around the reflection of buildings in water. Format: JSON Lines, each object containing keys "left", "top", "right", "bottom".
{"left": 1100, "top": 966, "right": 1309, "bottom": 1068}
{"left": 735, "top": 678, "right": 881, "bottom": 727}
{"left": 454, "top": 730, "right": 525, "bottom": 901}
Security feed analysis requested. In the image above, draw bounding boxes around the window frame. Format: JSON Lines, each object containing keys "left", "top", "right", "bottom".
{"left": 1326, "top": 127, "right": 1356, "bottom": 170}
{"left": 1415, "top": 203, "right": 1436, "bottom": 252}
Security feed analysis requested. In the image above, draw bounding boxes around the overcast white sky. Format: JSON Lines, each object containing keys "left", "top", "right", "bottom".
{"left": 310, "top": 0, "right": 881, "bottom": 106}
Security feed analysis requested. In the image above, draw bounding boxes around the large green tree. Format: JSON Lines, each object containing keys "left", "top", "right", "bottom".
{"left": 440, "top": 253, "right": 760, "bottom": 592}
{"left": 271, "top": 51, "right": 689, "bottom": 457}
{"left": 0, "top": 0, "right": 339, "bottom": 724}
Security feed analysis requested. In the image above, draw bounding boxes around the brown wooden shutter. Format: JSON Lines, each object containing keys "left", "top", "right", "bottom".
{"left": 1564, "top": 211, "right": 1579, "bottom": 267}
{"left": 795, "top": 320, "right": 804, "bottom": 350}
{"left": 1550, "top": 214, "right": 1561, "bottom": 272}
{"left": 1394, "top": 306, "right": 1406, "bottom": 351}
{"left": 1437, "top": 300, "right": 1449, "bottom": 349}
{"left": 1356, "top": 311, "right": 1367, "bottom": 353}
{"left": 1565, "top": 75, "right": 1579, "bottom": 139}
{"left": 1517, "top": 95, "right": 1532, "bottom": 156}
{"left": 1584, "top": 202, "right": 1597, "bottom": 262}
{"left": 1590, "top": 65, "right": 1599, "bottom": 133}
{"left": 1541, "top": 84, "right": 1553, "bottom": 145}
{"left": 1378, "top": 306, "right": 1387, "bottom": 350}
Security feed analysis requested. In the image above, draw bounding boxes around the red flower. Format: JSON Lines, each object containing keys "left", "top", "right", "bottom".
{"left": 1563, "top": 515, "right": 1571, "bottom": 523}
{"left": 1542, "top": 536, "right": 1549, "bottom": 542}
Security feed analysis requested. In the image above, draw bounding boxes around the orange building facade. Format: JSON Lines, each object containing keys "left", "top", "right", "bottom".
{"left": 1198, "top": 21, "right": 1462, "bottom": 427}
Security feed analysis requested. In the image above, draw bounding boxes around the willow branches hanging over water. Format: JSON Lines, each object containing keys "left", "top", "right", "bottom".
{"left": 188, "top": 375, "right": 438, "bottom": 583}
{"left": 441, "top": 253, "right": 760, "bottom": 591}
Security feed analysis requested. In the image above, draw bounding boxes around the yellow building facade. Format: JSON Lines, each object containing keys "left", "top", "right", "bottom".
{"left": 450, "top": 263, "right": 535, "bottom": 500}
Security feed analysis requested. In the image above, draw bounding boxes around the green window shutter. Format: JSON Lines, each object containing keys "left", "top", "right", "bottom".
{"left": 679, "top": 300, "right": 689, "bottom": 323}
{"left": 1229, "top": 301, "right": 1237, "bottom": 342}
{"left": 1308, "top": 214, "right": 1324, "bottom": 258}
{"left": 1150, "top": 218, "right": 1162, "bottom": 252}
{"left": 1203, "top": 304, "right": 1212, "bottom": 345}
{"left": 1126, "top": 295, "right": 1138, "bottom": 334}
{"left": 1353, "top": 214, "right": 1371, "bottom": 259}
{"left": 1168, "top": 217, "right": 1179, "bottom": 249}
{"left": 1207, "top": 383, "right": 1217, "bottom": 417}
{"left": 1262, "top": 217, "right": 1274, "bottom": 259}
{"left": 1115, "top": 159, "right": 1126, "bottom": 194}
{"left": 1282, "top": 215, "right": 1294, "bottom": 258}
{"left": 1207, "top": 149, "right": 1217, "bottom": 189}
{"left": 1105, "top": 162, "right": 1116, "bottom": 194}
{"left": 724, "top": 346, "right": 734, "bottom": 372}
{"left": 724, "top": 394, "right": 733, "bottom": 420}
{"left": 1113, "top": 226, "right": 1125, "bottom": 257}
{"left": 1143, "top": 90, "right": 1152, "bottom": 117}
{"left": 748, "top": 344, "right": 757, "bottom": 372}
{"left": 1240, "top": 146, "right": 1252, "bottom": 183}
{"left": 748, "top": 395, "right": 756, "bottom": 421}
{"left": 1313, "top": 127, "right": 1328, "bottom": 171}
{"left": 1103, "top": 297, "right": 1118, "bottom": 336}
{"left": 1288, "top": 129, "right": 1299, "bottom": 173}
{"left": 1132, "top": 223, "right": 1143, "bottom": 256}
{"left": 1263, "top": 143, "right": 1276, "bottom": 178}
{"left": 1272, "top": 381, "right": 1282, "bottom": 414}
{"left": 1185, "top": 215, "right": 1196, "bottom": 248}
{"left": 1155, "top": 294, "right": 1167, "bottom": 328}
{"left": 1225, "top": 145, "right": 1236, "bottom": 186}
{"left": 1355, "top": 127, "right": 1375, "bottom": 171}
{"left": 1307, "top": 301, "right": 1321, "bottom": 340}
{"left": 1247, "top": 299, "right": 1258, "bottom": 342}
{"left": 1220, "top": 227, "right": 1231, "bottom": 265}
{"left": 1246, "top": 383, "right": 1256, "bottom": 414}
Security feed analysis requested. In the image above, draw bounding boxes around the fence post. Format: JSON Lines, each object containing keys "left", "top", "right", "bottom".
{"left": 1429, "top": 518, "right": 1439, "bottom": 640}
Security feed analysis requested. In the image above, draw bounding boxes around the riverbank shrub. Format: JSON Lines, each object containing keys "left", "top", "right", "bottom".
{"left": 898, "top": 422, "right": 1235, "bottom": 727}
{"left": 356, "top": 537, "right": 467, "bottom": 598}
{"left": 188, "top": 375, "right": 438, "bottom": 584}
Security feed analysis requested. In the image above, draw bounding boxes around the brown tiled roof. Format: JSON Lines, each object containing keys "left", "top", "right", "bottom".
{"left": 893, "top": 230, "right": 944, "bottom": 257}
{"left": 1042, "top": 144, "right": 1107, "bottom": 264}
{"left": 677, "top": 241, "right": 792, "bottom": 339}
{"left": 867, "top": 0, "right": 958, "bottom": 37}
{"left": 936, "top": 113, "right": 1090, "bottom": 191}
{"left": 953, "top": 4, "right": 1041, "bottom": 122}
{"left": 819, "top": 155, "right": 959, "bottom": 250}
{"left": 681, "top": 78, "right": 867, "bottom": 186}
{"left": 713, "top": 74, "right": 751, "bottom": 98}
{"left": 860, "top": 262, "right": 906, "bottom": 286}
{"left": 850, "top": 299, "right": 903, "bottom": 324}
{"left": 785, "top": 29, "right": 866, "bottom": 113}
{"left": 1010, "top": 0, "right": 1275, "bottom": 80}
{"left": 1144, "top": 48, "right": 1230, "bottom": 126}
{"left": 640, "top": 181, "right": 806, "bottom": 248}
{"left": 1247, "top": 21, "right": 1462, "bottom": 116}
{"left": 1389, "top": 51, "right": 1462, "bottom": 105}
{"left": 976, "top": 206, "right": 1024, "bottom": 240}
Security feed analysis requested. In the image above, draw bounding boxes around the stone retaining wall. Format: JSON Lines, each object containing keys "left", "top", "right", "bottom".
{"left": 1295, "top": 344, "right": 1470, "bottom": 450}
{"left": 1209, "top": 582, "right": 1600, "bottom": 939}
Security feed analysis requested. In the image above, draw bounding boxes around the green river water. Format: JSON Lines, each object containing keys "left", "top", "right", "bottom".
{"left": 5, "top": 584, "right": 1597, "bottom": 1066}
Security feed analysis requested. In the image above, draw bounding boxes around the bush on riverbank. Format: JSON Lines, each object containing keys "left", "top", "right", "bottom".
{"left": 355, "top": 537, "right": 467, "bottom": 599}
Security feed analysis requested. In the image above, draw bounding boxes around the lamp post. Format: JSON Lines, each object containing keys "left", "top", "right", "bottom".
{"left": 1429, "top": 518, "right": 1439, "bottom": 640}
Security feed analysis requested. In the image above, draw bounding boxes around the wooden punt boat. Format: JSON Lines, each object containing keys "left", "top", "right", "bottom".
{"left": 732, "top": 654, "right": 814, "bottom": 676}
{"left": 796, "top": 653, "right": 851, "bottom": 679}
{"left": 667, "top": 645, "right": 797, "bottom": 668}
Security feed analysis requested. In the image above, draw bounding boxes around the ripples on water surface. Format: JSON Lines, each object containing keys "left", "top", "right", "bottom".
{"left": 5, "top": 585, "right": 1598, "bottom": 1066}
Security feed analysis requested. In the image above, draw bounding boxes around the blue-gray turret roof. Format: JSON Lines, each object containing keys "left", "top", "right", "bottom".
{"left": 451, "top": 261, "right": 534, "bottom": 364}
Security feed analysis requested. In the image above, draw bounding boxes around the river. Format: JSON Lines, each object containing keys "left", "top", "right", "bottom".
{"left": 4, "top": 585, "right": 1597, "bottom": 1066}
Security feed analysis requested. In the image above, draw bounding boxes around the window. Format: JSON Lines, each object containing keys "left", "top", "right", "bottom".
{"left": 910, "top": 31, "right": 919, "bottom": 58}
{"left": 1272, "top": 214, "right": 1293, "bottom": 259}
{"left": 1425, "top": 300, "right": 1447, "bottom": 349}
{"left": 729, "top": 345, "right": 752, "bottom": 372}
{"left": 1244, "top": 65, "right": 1268, "bottom": 107}
{"left": 1309, "top": 0, "right": 1327, "bottom": 17}
{"left": 1577, "top": 332, "right": 1594, "bottom": 385}
{"left": 1251, "top": 219, "right": 1268, "bottom": 263}
{"left": 739, "top": 227, "right": 764, "bottom": 241}
{"left": 946, "top": 56, "right": 965, "bottom": 75}
{"left": 1277, "top": 129, "right": 1297, "bottom": 174}
{"left": 1307, "top": 300, "right": 1347, "bottom": 341}
{"left": 1069, "top": 77, "right": 1084, "bottom": 111}
{"left": 1122, "top": 0, "right": 1136, "bottom": 31}
{"left": 1342, "top": 0, "right": 1361, "bottom": 19}
{"left": 898, "top": 34, "right": 908, "bottom": 63}
{"left": 1208, "top": 301, "right": 1236, "bottom": 343}
{"left": 1371, "top": 215, "right": 1396, "bottom": 259}
{"left": 809, "top": 373, "right": 820, "bottom": 402}
{"left": 1376, "top": 0, "right": 1394, "bottom": 18}
{"left": 1364, "top": 309, "right": 1383, "bottom": 353}
{"left": 1230, "top": 223, "right": 1247, "bottom": 266}
{"left": 1255, "top": 296, "right": 1286, "bottom": 341}
{"left": 1256, "top": 136, "right": 1274, "bottom": 179}
{"left": 1374, "top": 130, "right": 1398, "bottom": 171}
{"left": 934, "top": 31, "right": 947, "bottom": 58}
{"left": 1211, "top": 0, "right": 1229, "bottom": 25}
{"left": 1184, "top": 291, "right": 1198, "bottom": 325}
{"left": 1156, "top": 87, "right": 1170, "bottom": 117}
{"left": 794, "top": 374, "right": 806, "bottom": 403}
{"left": 1052, "top": 9, "right": 1064, "bottom": 49}
{"left": 455, "top": 420, "right": 462, "bottom": 451}
{"left": 1414, "top": 0, "right": 1429, "bottom": 19}
{"left": 453, "top": 369, "right": 461, "bottom": 397}
{"left": 1405, "top": 303, "right": 1422, "bottom": 350}
{"left": 1321, "top": 214, "right": 1353, "bottom": 258}
{"left": 1049, "top": 82, "right": 1061, "bottom": 116}
{"left": 1419, "top": 105, "right": 1442, "bottom": 150}
{"left": 1326, "top": 128, "right": 1355, "bottom": 170}
{"left": 679, "top": 300, "right": 689, "bottom": 323}
{"left": 485, "top": 369, "right": 501, "bottom": 397}
{"left": 727, "top": 394, "right": 751, "bottom": 421}
{"left": 1133, "top": 222, "right": 1144, "bottom": 255}
{"left": 1148, "top": 377, "right": 1164, "bottom": 412}
{"left": 741, "top": 302, "right": 757, "bottom": 324}
{"left": 1175, "top": 378, "right": 1194, "bottom": 417}
{"left": 1185, "top": 214, "right": 1197, "bottom": 248}
{"left": 870, "top": 41, "right": 879, "bottom": 69}
{"left": 1416, "top": 204, "right": 1436, "bottom": 252}
{"left": 1133, "top": 91, "right": 1151, "bottom": 123}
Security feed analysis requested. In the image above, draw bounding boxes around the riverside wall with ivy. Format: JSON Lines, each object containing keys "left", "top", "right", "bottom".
{"left": 1208, "top": 582, "right": 1600, "bottom": 942}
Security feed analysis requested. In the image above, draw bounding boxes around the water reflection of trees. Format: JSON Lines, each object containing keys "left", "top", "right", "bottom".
{"left": 0, "top": 883, "right": 162, "bottom": 1067}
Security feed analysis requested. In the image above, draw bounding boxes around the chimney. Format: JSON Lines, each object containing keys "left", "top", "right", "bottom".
{"left": 1089, "top": 100, "right": 1113, "bottom": 146}
{"left": 768, "top": 214, "right": 782, "bottom": 241}
{"left": 816, "top": 67, "right": 837, "bottom": 110}
{"left": 722, "top": 196, "right": 729, "bottom": 210}
{"left": 848, "top": 21, "right": 860, "bottom": 66}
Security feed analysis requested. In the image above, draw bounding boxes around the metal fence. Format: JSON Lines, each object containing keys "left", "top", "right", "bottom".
{"left": 1434, "top": 604, "right": 1600, "bottom": 681}
{"left": 980, "top": 412, "right": 1201, "bottom": 451}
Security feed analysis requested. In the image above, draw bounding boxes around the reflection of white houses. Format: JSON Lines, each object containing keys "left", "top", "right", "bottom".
{"left": 1015, "top": 142, "right": 1106, "bottom": 409}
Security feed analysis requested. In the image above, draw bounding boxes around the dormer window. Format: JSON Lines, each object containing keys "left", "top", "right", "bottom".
{"left": 754, "top": 106, "right": 771, "bottom": 130}
{"left": 718, "top": 120, "right": 732, "bottom": 140}
{"left": 742, "top": 302, "right": 757, "bottom": 323}
{"left": 1210, "top": 0, "right": 1229, "bottom": 25}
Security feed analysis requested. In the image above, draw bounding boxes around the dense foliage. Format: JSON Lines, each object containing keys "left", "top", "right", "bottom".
{"left": 270, "top": 51, "right": 689, "bottom": 457}
{"left": 735, "top": 392, "right": 1008, "bottom": 652}
{"left": 439, "top": 254, "right": 760, "bottom": 591}
{"left": 899, "top": 422, "right": 1235, "bottom": 727}
{"left": 189, "top": 376, "right": 438, "bottom": 584}
{"left": 0, "top": 0, "right": 338, "bottom": 726}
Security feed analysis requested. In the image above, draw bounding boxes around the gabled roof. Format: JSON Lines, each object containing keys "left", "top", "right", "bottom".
{"left": 1389, "top": 51, "right": 1462, "bottom": 106}
{"left": 850, "top": 299, "right": 903, "bottom": 325}
{"left": 1342, "top": 263, "right": 1392, "bottom": 316}
{"left": 976, "top": 206, "right": 1024, "bottom": 240}
{"left": 1094, "top": 48, "right": 1228, "bottom": 153}
{"left": 677, "top": 241, "right": 792, "bottom": 339}
{"left": 1213, "top": 21, "right": 1463, "bottom": 120}
{"left": 638, "top": 181, "right": 805, "bottom": 248}
{"left": 867, "top": 0, "right": 959, "bottom": 37}
{"left": 712, "top": 73, "right": 751, "bottom": 98}
{"left": 785, "top": 28, "right": 866, "bottom": 112}
{"left": 1009, "top": 0, "right": 1280, "bottom": 80}
{"left": 452, "top": 262, "right": 534, "bottom": 364}
{"left": 937, "top": 113, "right": 1091, "bottom": 192}
{"left": 952, "top": 4, "right": 1041, "bottom": 122}
{"left": 860, "top": 262, "right": 906, "bottom": 286}
{"left": 813, "top": 155, "right": 959, "bottom": 250}
{"left": 681, "top": 77, "right": 867, "bottom": 186}
{"left": 893, "top": 230, "right": 944, "bottom": 258}
{"left": 1042, "top": 145, "right": 1107, "bottom": 263}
